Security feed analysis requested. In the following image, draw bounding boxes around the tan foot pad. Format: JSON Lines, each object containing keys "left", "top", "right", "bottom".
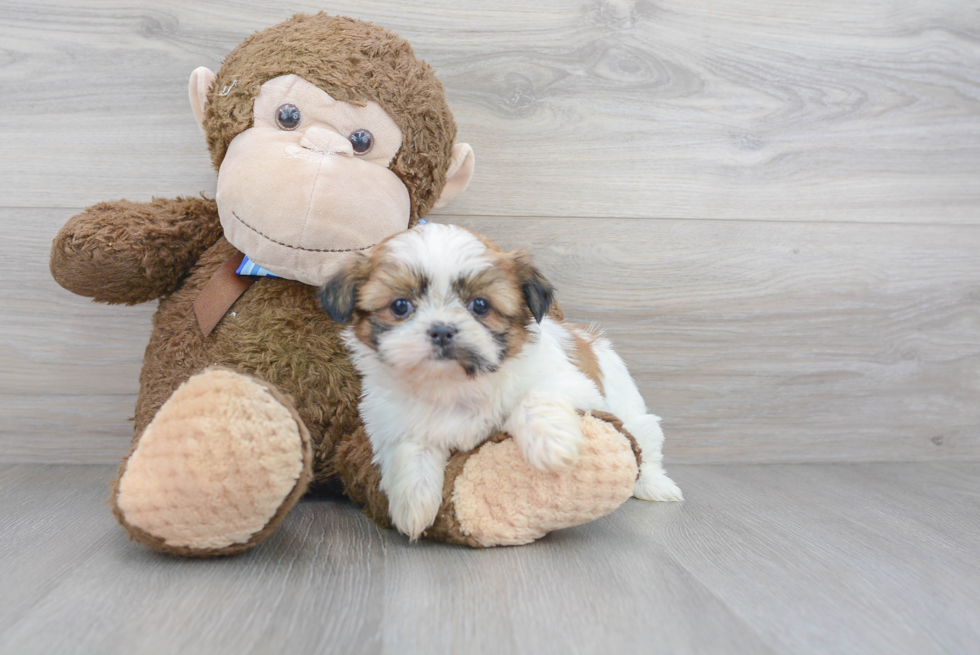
{"left": 115, "top": 368, "right": 311, "bottom": 554}
{"left": 452, "top": 413, "right": 638, "bottom": 547}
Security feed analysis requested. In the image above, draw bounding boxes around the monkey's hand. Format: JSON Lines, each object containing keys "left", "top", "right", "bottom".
{"left": 50, "top": 196, "right": 223, "bottom": 304}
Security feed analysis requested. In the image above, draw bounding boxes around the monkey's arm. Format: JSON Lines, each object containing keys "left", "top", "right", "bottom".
{"left": 50, "top": 197, "right": 223, "bottom": 304}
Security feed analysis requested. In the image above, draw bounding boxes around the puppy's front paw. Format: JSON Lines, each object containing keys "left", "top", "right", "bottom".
{"left": 523, "top": 421, "right": 583, "bottom": 472}
{"left": 388, "top": 484, "right": 443, "bottom": 541}
{"left": 509, "top": 400, "right": 584, "bottom": 473}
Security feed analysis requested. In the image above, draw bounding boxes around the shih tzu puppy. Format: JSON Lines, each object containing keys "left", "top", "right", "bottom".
{"left": 319, "top": 223, "right": 682, "bottom": 540}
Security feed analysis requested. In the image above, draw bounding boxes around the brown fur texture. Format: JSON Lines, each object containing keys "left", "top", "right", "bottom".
{"left": 50, "top": 197, "right": 222, "bottom": 304}
{"left": 131, "top": 233, "right": 363, "bottom": 486}
{"left": 566, "top": 324, "right": 606, "bottom": 395}
{"left": 329, "top": 423, "right": 392, "bottom": 529}
{"left": 205, "top": 13, "right": 455, "bottom": 221}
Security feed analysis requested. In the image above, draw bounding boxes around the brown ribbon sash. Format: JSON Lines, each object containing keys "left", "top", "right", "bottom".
{"left": 194, "top": 252, "right": 256, "bottom": 338}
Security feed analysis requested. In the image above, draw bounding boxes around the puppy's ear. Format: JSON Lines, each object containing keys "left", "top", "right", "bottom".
{"left": 513, "top": 250, "right": 554, "bottom": 323}
{"left": 319, "top": 255, "right": 368, "bottom": 324}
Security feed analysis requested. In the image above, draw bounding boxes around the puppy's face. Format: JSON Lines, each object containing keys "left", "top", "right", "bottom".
{"left": 320, "top": 224, "right": 553, "bottom": 379}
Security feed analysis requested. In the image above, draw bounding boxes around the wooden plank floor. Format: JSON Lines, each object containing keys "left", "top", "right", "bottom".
{"left": 1, "top": 463, "right": 977, "bottom": 655}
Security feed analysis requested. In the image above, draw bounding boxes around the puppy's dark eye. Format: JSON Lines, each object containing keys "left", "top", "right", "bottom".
{"left": 349, "top": 129, "right": 374, "bottom": 155}
{"left": 390, "top": 298, "right": 415, "bottom": 318}
{"left": 276, "top": 104, "right": 301, "bottom": 130}
{"left": 468, "top": 297, "right": 491, "bottom": 317}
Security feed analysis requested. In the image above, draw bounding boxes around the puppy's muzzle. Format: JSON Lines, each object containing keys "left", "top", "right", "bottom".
{"left": 426, "top": 321, "right": 494, "bottom": 376}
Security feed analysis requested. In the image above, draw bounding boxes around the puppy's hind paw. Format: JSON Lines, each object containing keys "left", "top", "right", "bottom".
{"left": 634, "top": 468, "right": 683, "bottom": 502}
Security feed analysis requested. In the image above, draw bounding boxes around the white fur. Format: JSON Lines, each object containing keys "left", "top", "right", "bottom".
{"left": 590, "top": 336, "right": 683, "bottom": 502}
{"left": 345, "top": 224, "right": 681, "bottom": 540}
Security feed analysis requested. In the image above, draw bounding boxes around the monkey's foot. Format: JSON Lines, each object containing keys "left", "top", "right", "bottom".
{"left": 427, "top": 412, "right": 639, "bottom": 547}
{"left": 112, "top": 368, "right": 312, "bottom": 556}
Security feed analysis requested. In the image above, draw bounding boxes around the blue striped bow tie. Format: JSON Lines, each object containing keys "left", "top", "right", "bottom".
{"left": 236, "top": 255, "right": 280, "bottom": 278}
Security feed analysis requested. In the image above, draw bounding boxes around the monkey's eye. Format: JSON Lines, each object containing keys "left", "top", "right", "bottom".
{"left": 276, "top": 104, "right": 301, "bottom": 130}
{"left": 390, "top": 298, "right": 415, "bottom": 319}
{"left": 468, "top": 298, "right": 491, "bottom": 318}
{"left": 349, "top": 129, "right": 374, "bottom": 155}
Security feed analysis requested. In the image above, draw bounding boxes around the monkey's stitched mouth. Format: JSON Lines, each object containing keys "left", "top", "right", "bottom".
{"left": 232, "top": 211, "right": 377, "bottom": 253}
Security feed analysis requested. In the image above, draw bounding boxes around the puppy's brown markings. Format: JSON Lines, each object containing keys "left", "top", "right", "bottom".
{"left": 455, "top": 229, "right": 542, "bottom": 320}
{"left": 453, "top": 247, "right": 546, "bottom": 361}
{"left": 453, "top": 264, "right": 525, "bottom": 321}
{"left": 566, "top": 324, "right": 605, "bottom": 396}
{"left": 360, "top": 263, "right": 430, "bottom": 311}
{"left": 485, "top": 313, "right": 531, "bottom": 363}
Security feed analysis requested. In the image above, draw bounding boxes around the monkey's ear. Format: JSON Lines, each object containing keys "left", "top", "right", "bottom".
{"left": 189, "top": 67, "right": 217, "bottom": 131}
{"left": 433, "top": 144, "right": 475, "bottom": 209}
{"left": 318, "top": 256, "right": 368, "bottom": 324}
{"left": 513, "top": 250, "right": 555, "bottom": 324}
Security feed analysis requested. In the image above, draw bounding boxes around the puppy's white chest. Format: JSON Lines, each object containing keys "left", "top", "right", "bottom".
{"left": 412, "top": 396, "right": 505, "bottom": 452}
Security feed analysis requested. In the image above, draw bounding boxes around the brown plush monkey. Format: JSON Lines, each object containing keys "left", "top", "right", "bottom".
{"left": 49, "top": 13, "right": 641, "bottom": 556}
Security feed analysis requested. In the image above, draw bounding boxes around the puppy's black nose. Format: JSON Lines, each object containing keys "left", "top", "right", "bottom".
{"left": 428, "top": 323, "right": 457, "bottom": 347}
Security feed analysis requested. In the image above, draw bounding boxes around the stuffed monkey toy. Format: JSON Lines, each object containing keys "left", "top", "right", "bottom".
{"left": 50, "top": 13, "right": 642, "bottom": 556}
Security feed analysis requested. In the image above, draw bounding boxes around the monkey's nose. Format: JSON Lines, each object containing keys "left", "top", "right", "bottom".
{"left": 428, "top": 324, "right": 457, "bottom": 347}
{"left": 299, "top": 126, "right": 354, "bottom": 156}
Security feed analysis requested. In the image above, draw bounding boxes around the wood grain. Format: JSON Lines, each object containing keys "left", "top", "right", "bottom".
{"left": 1, "top": 463, "right": 978, "bottom": 654}
{"left": 0, "top": 0, "right": 978, "bottom": 221}
{"left": 0, "top": 465, "right": 119, "bottom": 624}
{"left": 4, "top": 208, "right": 978, "bottom": 464}
{"left": 377, "top": 516, "right": 778, "bottom": 655}
{"left": 0, "top": 467, "right": 388, "bottom": 655}
{"left": 637, "top": 464, "right": 980, "bottom": 654}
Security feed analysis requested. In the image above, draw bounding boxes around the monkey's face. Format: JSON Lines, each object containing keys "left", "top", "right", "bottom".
{"left": 215, "top": 74, "right": 411, "bottom": 285}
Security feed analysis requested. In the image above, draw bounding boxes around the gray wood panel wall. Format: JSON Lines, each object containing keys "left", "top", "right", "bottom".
{"left": 1, "top": 0, "right": 978, "bottom": 464}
